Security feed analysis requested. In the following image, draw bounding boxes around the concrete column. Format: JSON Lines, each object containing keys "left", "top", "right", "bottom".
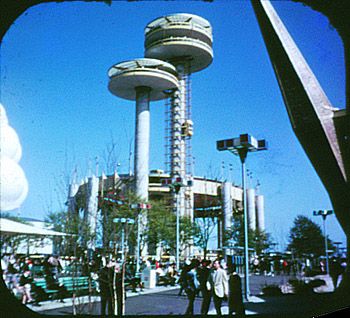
{"left": 135, "top": 86, "right": 151, "bottom": 257}
{"left": 222, "top": 182, "right": 232, "bottom": 259}
{"left": 256, "top": 195, "right": 265, "bottom": 232}
{"left": 85, "top": 175, "right": 99, "bottom": 233}
{"left": 247, "top": 188, "right": 256, "bottom": 231}
{"left": 67, "top": 182, "right": 79, "bottom": 215}
{"left": 222, "top": 181, "right": 233, "bottom": 232}
{"left": 134, "top": 86, "right": 151, "bottom": 201}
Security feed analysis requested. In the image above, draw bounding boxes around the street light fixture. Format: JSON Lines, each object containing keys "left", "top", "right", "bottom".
{"left": 313, "top": 209, "right": 334, "bottom": 274}
{"left": 217, "top": 133, "right": 267, "bottom": 301}
{"left": 129, "top": 203, "right": 152, "bottom": 273}
{"left": 162, "top": 176, "right": 187, "bottom": 270}
{"left": 113, "top": 217, "right": 135, "bottom": 261}
{"left": 333, "top": 242, "right": 342, "bottom": 257}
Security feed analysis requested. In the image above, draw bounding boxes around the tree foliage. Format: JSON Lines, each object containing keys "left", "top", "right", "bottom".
{"left": 147, "top": 199, "right": 199, "bottom": 256}
{"left": 194, "top": 217, "right": 217, "bottom": 258}
{"left": 1, "top": 212, "right": 31, "bottom": 254}
{"left": 45, "top": 210, "right": 82, "bottom": 256}
{"left": 47, "top": 190, "right": 199, "bottom": 258}
{"left": 287, "top": 215, "right": 334, "bottom": 258}
{"left": 226, "top": 214, "right": 272, "bottom": 255}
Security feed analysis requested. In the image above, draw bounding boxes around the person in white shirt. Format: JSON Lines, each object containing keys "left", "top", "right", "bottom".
{"left": 209, "top": 259, "right": 229, "bottom": 316}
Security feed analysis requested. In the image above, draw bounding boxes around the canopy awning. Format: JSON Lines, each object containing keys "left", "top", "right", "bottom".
{"left": 0, "top": 218, "right": 68, "bottom": 236}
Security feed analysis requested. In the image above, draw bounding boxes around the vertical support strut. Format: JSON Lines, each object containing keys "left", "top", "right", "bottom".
{"left": 135, "top": 86, "right": 151, "bottom": 257}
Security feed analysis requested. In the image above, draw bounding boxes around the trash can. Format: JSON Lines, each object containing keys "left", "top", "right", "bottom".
{"left": 141, "top": 267, "right": 156, "bottom": 288}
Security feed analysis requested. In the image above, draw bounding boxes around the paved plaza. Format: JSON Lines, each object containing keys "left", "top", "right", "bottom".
{"left": 19, "top": 274, "right": 348, "bottom": 317}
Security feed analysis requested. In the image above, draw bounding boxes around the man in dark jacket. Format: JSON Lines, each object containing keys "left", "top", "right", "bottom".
{"left": 197, "top": 259, "right": 212, "bottom": 315}
{"left": 182, "top": 259, "right": 200, "bottom": 315}
{"left": 99, "top": 259, "right": 115, "bottom": 316}
{"left": 227, "top": 263, "right": 245, "bottom": 317}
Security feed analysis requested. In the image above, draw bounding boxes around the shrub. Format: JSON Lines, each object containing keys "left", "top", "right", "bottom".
{"left": 288, "top": 279, "right": 313, "bottom": 295}
{"left": 262, "top": 284, "right": 283, "bottom": 296}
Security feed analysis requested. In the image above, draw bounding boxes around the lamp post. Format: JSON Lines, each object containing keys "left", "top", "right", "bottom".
{"left": 162, "top": 177, "right": 184, "bottom": 270}
{"left": 333, "top": 242, "right": 342, "bottom": 257}
{"left": 113, "top": 217, "right": 135, "bottom": 261}
{"left": 130, "top": 203, "right": 152, "bottom": 273}
{"left": 173, "top": 180, "right": 183, "bottom": 271}
{"left": 313, "top": 209, "right": 333, "bottom": 274}
{"left": 217, "top": 134, "right": 267, "bottom": 301}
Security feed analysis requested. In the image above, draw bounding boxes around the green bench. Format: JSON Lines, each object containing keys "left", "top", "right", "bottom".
{"left": 31, "top": 265, "right": 45, "bottom": 278}
{"left": 58, "top": 276, "right": 96, "bottom": 294}
{"left": 32, "top": 279, "right": 60, "bottom": 300}
{"left": 32, "top": 276, "right": 97, "bottom": 300}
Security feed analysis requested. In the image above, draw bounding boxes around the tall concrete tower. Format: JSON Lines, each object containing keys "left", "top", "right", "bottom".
{"left": 108, "top": 58, "right": 179, "bottom": 255}
{"left": 255, "top": 194, "right": 265, "bottom": 232}
{"left": 247, "top": 188, "right": 256, "bottom": 231}
{"left": 144, "top": 14, "right": 213, "bottom": 224}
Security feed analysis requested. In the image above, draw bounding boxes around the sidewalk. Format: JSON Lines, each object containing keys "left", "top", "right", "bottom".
{"left": 208, "top": 296, "right": 264, "bottom": 316}
{"left": 27, "top": 275, "right": 350, "bottom": 317}
{"left": 27, "top": 285, "right": 179, "bottom": 312}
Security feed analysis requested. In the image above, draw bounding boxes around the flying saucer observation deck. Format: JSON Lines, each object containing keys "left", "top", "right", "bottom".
{"left": 144, "top": 13, "right": 213, "bottom": 73}
{"left": 108, "top": 58, "right": 179, "bottom": 101}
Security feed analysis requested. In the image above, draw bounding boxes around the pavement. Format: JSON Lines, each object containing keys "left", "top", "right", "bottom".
{"left": 23, "top": 274, "right": 350, "bottom": 317}
{"left": 27, "top": 285, "right": 180, "bottom": 312}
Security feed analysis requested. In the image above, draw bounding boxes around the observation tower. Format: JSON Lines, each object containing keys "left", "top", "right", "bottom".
{"left": 108, "top": 58, "right": 179, "bottom": 201}
{"left": 144, "top": 13, "right": 213, "bottom": 223}
{"left": 108, "top": 58, "right": 179, "bottom": 256}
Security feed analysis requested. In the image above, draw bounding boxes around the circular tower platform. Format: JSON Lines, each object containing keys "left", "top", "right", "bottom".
{"left": 144, "top": 13, "right": 213, "bottom": 73}
{"left": 108, "top": 58, "right": 179, "bottom": 101}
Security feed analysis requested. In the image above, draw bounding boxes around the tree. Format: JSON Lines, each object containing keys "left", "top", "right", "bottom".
{"left": 146, "top": 198, "right": 174, "bottom": 254}
{"left": 146, "top": 199, "right": 199, "bottom": 257}
{"left": 98, "top": 189, "right": 140, "bottom": 256}
{"left": 45, "top": 210, "right": 85, "bottom": 256}
{"left": 225, "top": 214, "right": 272, "bottom": 255}
{"left": 194, "top": 216, "right": 217, "bottom": 259}
{"left": 252, "top": 228, "right": 272, "bottom": 255}
{"left": 287, "top": 215, "right": 334, "bottom": 258}
{"left": 180, "top": 216, "right": 201, "bottom": 257}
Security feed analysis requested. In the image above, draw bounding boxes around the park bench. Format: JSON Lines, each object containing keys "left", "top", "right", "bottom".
{"left": 124, "top": 273, "right": 144, "bottom": 292}
{"left": 31, "top": 278, "right": 60, "bottom": 301}
{"left": 32, "top": 276, "right": 97, "bottom": 300}
{"left": 58, "top": 276, "right": 97, "bottom": 295}
{"left": 31, "top": 265, "right": 45, "bottom": 278}
{"left": 156, "top": 274, "right": 176, "bottom": 287}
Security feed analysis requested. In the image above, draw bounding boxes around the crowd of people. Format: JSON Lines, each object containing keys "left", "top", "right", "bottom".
{"left": 1, "top": 252, "right": 347, "bottom": 316}
{"left": 1, "top": 254, "right": 69, "bottom": 305}
{"left": 249, "top": 255, "right": 302, "bottom": 277}
{"left": 178, "top": 258, "right": 245, "bottom": 317}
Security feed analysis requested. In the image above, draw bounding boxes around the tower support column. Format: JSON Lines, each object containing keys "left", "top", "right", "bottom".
{"left": 134, "top": 86, "right": 151, "bottom": 201}
{"left": 135, "top": 86, "right": 151, "bottom": 257}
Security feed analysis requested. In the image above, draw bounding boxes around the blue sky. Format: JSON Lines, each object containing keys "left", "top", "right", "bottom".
{"left": 1, "top": 0, "right": 346, "bottom": 250}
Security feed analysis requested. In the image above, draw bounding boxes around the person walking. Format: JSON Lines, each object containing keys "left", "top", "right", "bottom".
{"left": 197, "top": 259, "right": 212, "bottom": 315}
{"left": 329, "top": 257, "right": 342, "bottom": 290}
{"left": 227, "top": 263, "right": 246, "bottom": 317}
{"left": 98, "top": 259, "right": 115, "bottom": 316}
{"left": 182, "top": 259, "right": 200, "bottom": 315}
{"left": 114, "top": 262, "right": 125, "bottom": 316}
{"left": 177, "top": 261, "right": 189, "bottom": 296}
{"left": 209, "top": 259, "right": 229, "bottom": 316}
